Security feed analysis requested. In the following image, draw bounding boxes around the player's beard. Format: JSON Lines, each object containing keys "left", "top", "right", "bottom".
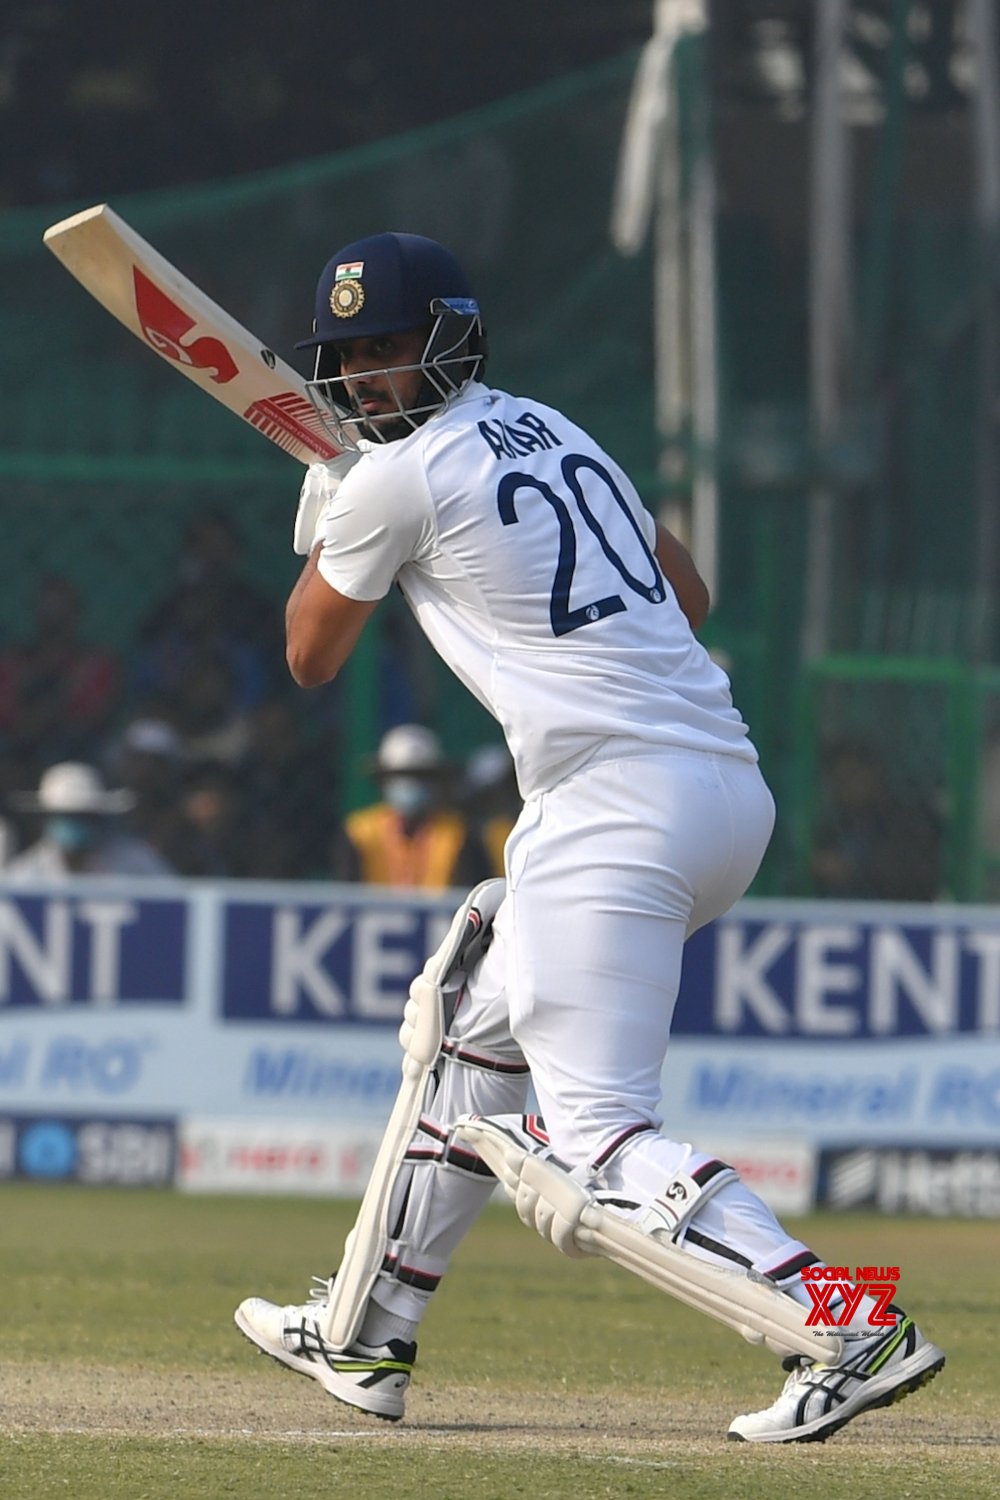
{"left": 356, "top": 409, "right": 414, "bottom": 444}
{"left": 351, "top": 374, "right": 442, "bottom": 444}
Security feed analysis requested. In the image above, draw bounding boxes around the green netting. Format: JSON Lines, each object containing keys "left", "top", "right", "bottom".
{"left": 0, "top": 56, "right": 656, "bottom": 865}
{"left": 0, "top": 54, "right": 655, "bottom": 488}
{"left": 0, "top": 48, "right": 994, "bottom": 897}
{"left": 791, "top": 657, "right": 991, "bottom": 903}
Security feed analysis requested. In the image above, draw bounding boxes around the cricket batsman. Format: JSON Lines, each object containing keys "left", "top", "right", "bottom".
{"left": 235, "top": 231, "right": 945, "bottom": 1442}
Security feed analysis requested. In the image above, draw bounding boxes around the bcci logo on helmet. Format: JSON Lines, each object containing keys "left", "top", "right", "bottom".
{"left": 330, "top": 262, "right": 366, "bottom": 319}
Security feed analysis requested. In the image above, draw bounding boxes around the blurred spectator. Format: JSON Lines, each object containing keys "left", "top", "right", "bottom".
{"left": 975, "top": 720, "right": 1000, "bottom": 900}
{"left": 112, "top": 716, "right": 186, "bottom": 798}
{"left": 810, "top": 739, "right": 941, "bottom": 901}
{"left": 0, "top": 751, "right": 32, "bottom": 867}
{"left": 132, "top": 508, "right": 281, "bottom": 718}
{"left": 239, "top": 697, "right": 342, "bottom": 879}
{"left": 461, "top": 743, "right": 521, "bottom": 879}
{"left": 333, "top": 724, "right": 491, "bottom": 890}
{"left": 0, "top": 575, "right": 121, "bottom": 770}
{"left": 176, "top": 760, "right": 250, "bottom": 877}
{"left": 0, "top": 812, "right": 16, "bottom": 868}
{"left": 4, "top": 761, "right": 174, "bottom": 878}
{"left": 105, "top": 715, "right": 211, "bottom": 873}
{"left": 167, "top": 646, "right": 253, "bottom": 767}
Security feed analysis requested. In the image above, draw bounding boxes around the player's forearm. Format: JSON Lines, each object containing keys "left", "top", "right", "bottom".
{"left": 285, "top": 548, "right": 334, "bottom": 685}
{"left": 286, "top": 546, "right": 321, "bottom": 634}
{"left": 285, "top": 547, "right": 378, "bottom": 687}
{"left": 654, "top": 522, "right": 710, "bottom": 631}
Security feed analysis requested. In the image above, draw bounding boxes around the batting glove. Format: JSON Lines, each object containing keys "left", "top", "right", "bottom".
{"left": 293, "top": 452, "right": 362, "bottom": 555}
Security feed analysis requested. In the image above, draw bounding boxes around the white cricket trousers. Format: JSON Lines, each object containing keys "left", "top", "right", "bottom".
{"left": 370, "top": 748, "right": 812, "bottom": 1325}
{"left": 502, "top": 748, "right": 774, "bottom": 1158}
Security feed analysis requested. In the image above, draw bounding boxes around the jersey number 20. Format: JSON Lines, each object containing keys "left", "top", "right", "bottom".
{"left": 497, "top": 453, "right": 665, "bottom": 637}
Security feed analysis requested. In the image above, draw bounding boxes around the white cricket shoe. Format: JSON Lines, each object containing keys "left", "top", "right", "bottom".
{"left": 234, "top": 1279, "right": 416, "bottom": 1422}
{"left": 728, "top": 1313, "right": 944, "bottom": 1444}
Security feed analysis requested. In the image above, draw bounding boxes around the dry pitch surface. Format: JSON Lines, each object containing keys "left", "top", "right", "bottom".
{"left": 0, "top": 1189, "right": 996, "bottom": 1499}
{"left": 2, "top": 1359, "right": 995, "bottom": 1500}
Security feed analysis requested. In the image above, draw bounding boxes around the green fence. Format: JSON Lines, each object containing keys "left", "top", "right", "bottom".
{"left": 791, "top": 656, "right": 1000, "bottom": 904}
{"left": 0, "top": 49, "right": 994, "bottom": 895}
{"left": 0, "top": 56, "right": 659, "bottom": 876}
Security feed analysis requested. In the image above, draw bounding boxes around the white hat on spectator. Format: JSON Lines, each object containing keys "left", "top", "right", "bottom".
{"left": 122, "top": 718, "right": 185, "bottom": 759}
{"left": 12, "top": 762, "right": 135, "bottom": 815}
{"left": 465, "top": 744, "right": 515, "bottom": 793}
{"left": 367, "top": 724, "right": 452, "bottom": 777}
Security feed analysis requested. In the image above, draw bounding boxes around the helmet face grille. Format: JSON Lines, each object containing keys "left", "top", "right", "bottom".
{"left": 305, "top": 308, "right": 486, "bottom": 448}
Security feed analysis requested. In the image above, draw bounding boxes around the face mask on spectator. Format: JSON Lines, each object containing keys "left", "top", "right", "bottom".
{"left": 45, "top": 815, "right": 99, "bottom": 851}
{"left": 383, "top": 776, "right": 434, "bottom": 818}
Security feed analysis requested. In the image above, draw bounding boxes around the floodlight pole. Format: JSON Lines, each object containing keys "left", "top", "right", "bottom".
{"left": 802, "top": 0, "right": 853, "bottom": 664}
{"left": 969, "top": 0, "right": 1000, "bottom": 662}
{"left": 610, "top": 0, "right": 718, "bottom": 598}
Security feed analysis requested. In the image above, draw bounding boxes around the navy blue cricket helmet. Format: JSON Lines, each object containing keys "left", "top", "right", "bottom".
{"left": 298, "top": 232, "right": 487, "bottom": 446}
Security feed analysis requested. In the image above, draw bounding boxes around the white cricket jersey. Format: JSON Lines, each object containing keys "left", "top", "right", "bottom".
{"left": 316, "top": 382, "right": 756, "bottom": 798}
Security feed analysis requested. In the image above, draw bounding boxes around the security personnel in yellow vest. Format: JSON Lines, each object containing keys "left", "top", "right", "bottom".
{"left": 334, "top": 724, "right": 492, "bottom": 890}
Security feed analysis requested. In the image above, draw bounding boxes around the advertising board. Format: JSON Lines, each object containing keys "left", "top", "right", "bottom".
{"left": 1, "top": 883, "right": 996, "bottom": 1184}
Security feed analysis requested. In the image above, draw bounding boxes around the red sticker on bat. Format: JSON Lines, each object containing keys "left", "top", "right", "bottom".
{"left": 133, "top": 267, "right": 239, "bottom": 383}
{"left": 244, "top": 392, "right": 339, "bottom": 458}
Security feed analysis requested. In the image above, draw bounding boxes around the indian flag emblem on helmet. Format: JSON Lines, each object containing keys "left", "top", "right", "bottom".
{"left": 335, "top": 261, "right": 364, "bottom": 280}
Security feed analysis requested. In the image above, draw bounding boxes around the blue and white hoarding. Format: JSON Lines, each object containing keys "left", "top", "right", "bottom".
{"left": 0, "top": 881, "right": 997, "bottom": 1201}
{"left": 662, "top": 900, "right": 1000, "bottom": 1148}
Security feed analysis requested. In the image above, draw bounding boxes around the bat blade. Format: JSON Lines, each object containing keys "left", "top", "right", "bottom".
{"left": 43, "top": 203, "right": 339, "bottom": 464}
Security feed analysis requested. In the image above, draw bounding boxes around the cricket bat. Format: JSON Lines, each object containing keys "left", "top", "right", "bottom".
{"left": 43, "top": 203, "right": 340, "bottom": 465}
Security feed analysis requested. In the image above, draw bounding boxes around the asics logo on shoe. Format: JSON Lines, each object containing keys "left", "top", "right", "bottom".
{"left": 234, "top": 1294, "right": 417, "bottom": 1422}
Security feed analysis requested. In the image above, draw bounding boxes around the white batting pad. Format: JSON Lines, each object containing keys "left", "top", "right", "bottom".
{"left": 320, "top": 880, "right": 506, "bottom": 1349}
{"left": 455, "top": 1114, "right": 844, "bottom": 1365}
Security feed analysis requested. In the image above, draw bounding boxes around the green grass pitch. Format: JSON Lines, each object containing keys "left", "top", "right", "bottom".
{"left": 0, "top": 1185, "right": 996, "bottom": 1499}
